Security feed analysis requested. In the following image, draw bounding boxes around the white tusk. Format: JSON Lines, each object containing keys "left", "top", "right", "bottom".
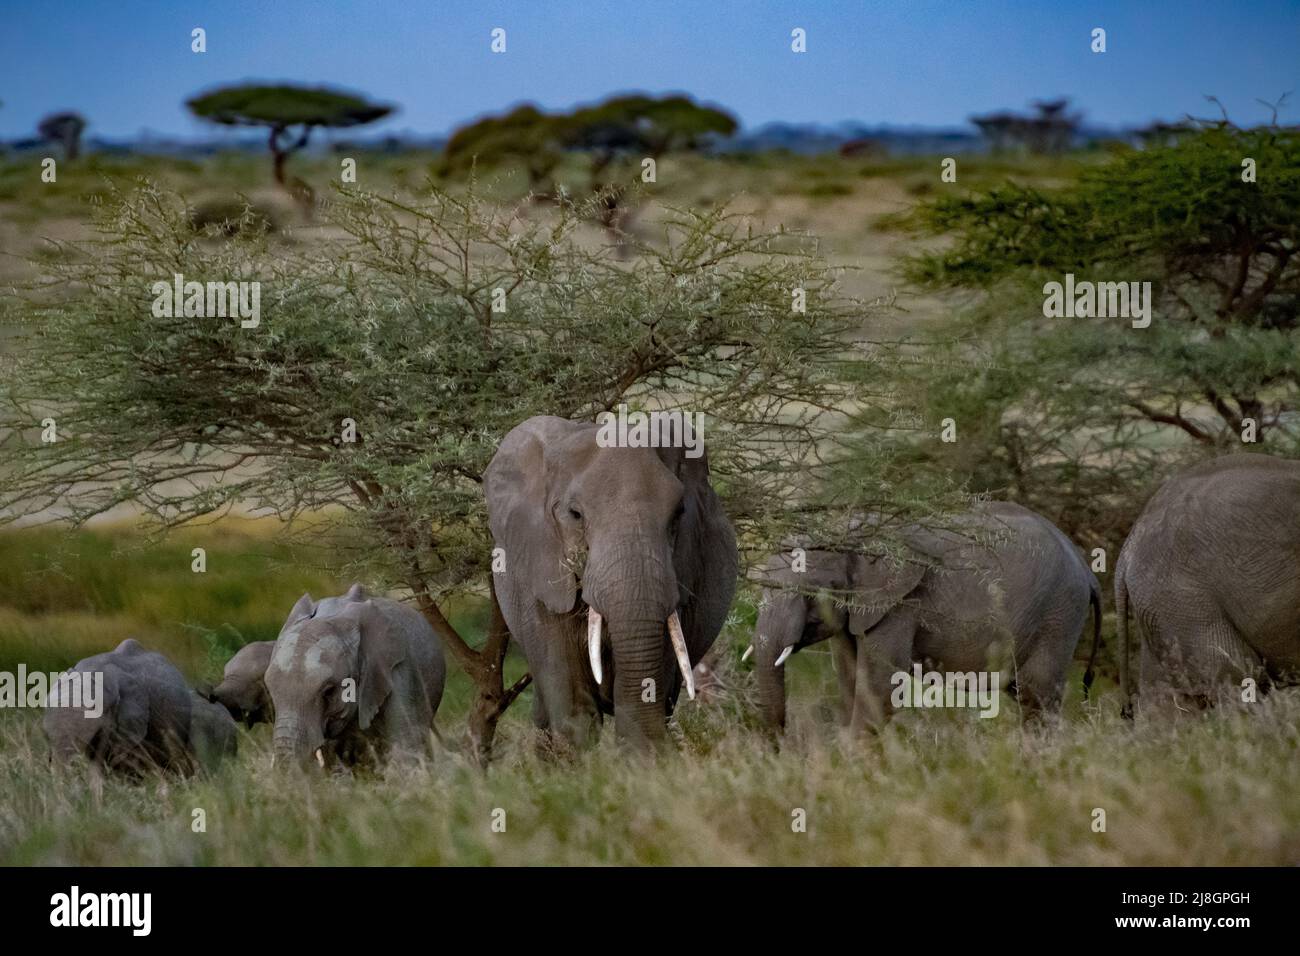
{"left": 666, "top": 611, "right": 695, "bottom": 700}
{"left": 315, "top": 748, "right": 325, "bottom": 767}
{"left": 587, "top": 608, "right": 604, "bottom": 685}
{"left": 741, "top": 644, "right": 754, "bottom": 663}
{"left": 774, "top": 646, "right": 794, "bottom": 668}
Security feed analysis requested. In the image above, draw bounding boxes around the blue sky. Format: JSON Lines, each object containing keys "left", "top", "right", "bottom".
{"left": 1, "top": 0, "right": 1297, "bottom": 138}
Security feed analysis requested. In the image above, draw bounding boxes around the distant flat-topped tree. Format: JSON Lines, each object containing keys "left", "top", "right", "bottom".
{"left": 440, "top": 104, "right": 562, "bottom": 193}
{"left": 186, "top": 84, "right": 393, "bottom": 207}
{"left": 37, "top": 111, "right": 87, "bottom": 161}
{"left": 440, "top": 95, "right": 737, "bottom": 235}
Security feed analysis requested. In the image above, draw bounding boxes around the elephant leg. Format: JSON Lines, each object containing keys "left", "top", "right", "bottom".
{"left": 1137, "top": 597, "right": 1254, "bottom": 712}
{"left": 531, "top": 682, "right": 551, "bottom": 730}
{"left": 536, "top": 656, "right": 599, "bottom": 752}
{"left": 530, "top": 683, "right": 565, "bottom": 758}
{"left": 1186, "top": 618, "right": 1264, "bottom": 707}
{"left": 849, "top": 612, "right": 915, "bottom": 734}
{"left": 830, "top": 632, "right": 857, "bottom": 726}
{"left": 1012, "top": 632, "right": 1072, "bottom": 721}
{"left": 375, "top": 677, "right": 432, "bottom": 760}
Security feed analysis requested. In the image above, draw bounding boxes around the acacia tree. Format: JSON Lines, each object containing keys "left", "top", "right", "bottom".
{"left": 558, "top": 95, "right": 738, "bottom": 230}
{"left": 37, "top": 112, "right": 87, "bottom": 160}
{"left": 439, "top": 104, "right": 563, "bottom": 194}
{"left": 0, "top": 181, "right": 949, "bottom": 761}
{"left": 440, "top": 95, "right": 736, "bottom": 233}
{"left": 187, "top": 84, "right": 393, "bottom": 208}
{"left": 894, "top": 119, "right": 1299, "bottom": 545}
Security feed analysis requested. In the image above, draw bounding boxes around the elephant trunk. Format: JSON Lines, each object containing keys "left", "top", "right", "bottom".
{"left": 754, "top": 632, "right": 789, "bottom": 732}
{"left": 585, "top": 534, "right": 680, "bottom": 750}
{"left": 272, "top": 711, "right": 324, "bottom": 769}
{"left": 753, "top": 594, "right": 804, "bottom": 732}
{"left": 609, "top": 608, "right": 673, "bottom": 750}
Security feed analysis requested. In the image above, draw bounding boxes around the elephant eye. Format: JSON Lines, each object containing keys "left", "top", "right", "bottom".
{"left": 568, "top": 507, "right": 582, "bottom": 521}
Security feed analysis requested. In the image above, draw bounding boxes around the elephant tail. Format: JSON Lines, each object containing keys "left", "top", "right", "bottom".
{"left": 1082, "top": 576, "right": 1102, "bottom": 699}
{"left": 1115, "top": 556, "right": 1133, "bottom": 720}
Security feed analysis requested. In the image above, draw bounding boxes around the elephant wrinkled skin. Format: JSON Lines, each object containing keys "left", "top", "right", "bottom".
{"left": 753, "top": 502, "right": 1101, "bottom": 732}
{"left": 485, "top": 415, "right": 738, "bottom": 750}
{"left": 1116, "top": 453, "right": 1300, "bottom": 714}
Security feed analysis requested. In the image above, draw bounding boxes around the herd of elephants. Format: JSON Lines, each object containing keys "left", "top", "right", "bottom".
{"left": 41, "top": 416, "right": 1300, "bottom": 773}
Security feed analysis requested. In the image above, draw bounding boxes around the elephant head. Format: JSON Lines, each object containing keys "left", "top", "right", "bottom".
{"left": 485, "top": 416, "right": 737, "bottom": 749}
{"left": 265, "top": 599, "right": 404, "bottom": 768}
{"left": 751, "top": 548, "right": 925, "bottom": 731}
{"left": 205, "top": 641, "right": 275, "bottom": 728}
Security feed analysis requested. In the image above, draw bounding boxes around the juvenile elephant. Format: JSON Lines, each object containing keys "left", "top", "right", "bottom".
{"left": 203, "top": 641, "right": 274, "bottom": 727}
{"left": 751, "top": 502, "right": 1101, "bottom": 731}
{"left": 44, "top": 638, "right": 237, "bottom": 774}
{"left": 1116, "top": 454, "right": 1300, "bottom": 714}
{"left": 265, "top": 585, "right": 446, "bottom": 768}
{"left": 485, "top": 415, "right": 738, "bottom": 750}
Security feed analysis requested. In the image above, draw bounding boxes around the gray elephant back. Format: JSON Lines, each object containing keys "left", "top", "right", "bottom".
{"left": 905, "top": 502, "right": 1090, "bottom": 642}
{"left": 44, "top": 638, "right": 196, "bottom": 772}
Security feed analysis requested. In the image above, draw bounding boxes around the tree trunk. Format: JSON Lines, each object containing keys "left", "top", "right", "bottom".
{"left": 270, "top": 126, "right": 288, "bottom": 186}
{"left": 409, "top": 574, "right": 530, "bottom": 767}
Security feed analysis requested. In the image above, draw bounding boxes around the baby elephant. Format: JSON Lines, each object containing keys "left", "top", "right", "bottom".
{"left": 265, "top": 585, "right": 446, "bottom": 769}
{"left": 751, "top": 502, "right": 1101, "bottom": 732}
{"left": 44, "top": 638, "right": 238, "bottom": 775}
{"left": 204, "top": 641, "right": 275, "bottom": 727}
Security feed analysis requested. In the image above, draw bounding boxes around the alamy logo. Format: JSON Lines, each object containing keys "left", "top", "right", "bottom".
{"left": 595, "top": 404, "right": 704, "bottom": 459}
{"left": 1042, "top": 273, "right": 1152, "bottom": 328}
{"left": 151, "top": 272, "right": 261, "bottom": 328}
{"left": 0, "top": 667, "right": 102, "bottom": 718}
{"left": 890, "top": 665, "right": 1001, "bottom": 718}
{"left": 50, "top": 886, "right": 151, "bottom": 936}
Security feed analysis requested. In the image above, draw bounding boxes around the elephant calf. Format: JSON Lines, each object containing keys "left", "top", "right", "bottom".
{"left": 203, "top": 640, "right": 275, "bottom": 728}
{"left": 265, "top": 585, "right": 446, "bottom": 769}
{"left": 1116, "top": 453, "right": 1300, "bottom": 714}
{"left": 751, "top": 502, "right": 1101, "bottom": 731}
{"left": 44, "top": 638, "right": 238, "bottom": 775}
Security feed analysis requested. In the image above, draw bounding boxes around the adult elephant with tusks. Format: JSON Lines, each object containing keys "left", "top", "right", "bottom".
{"left": 485, "top": 415, "right": 738, "bottom": 751}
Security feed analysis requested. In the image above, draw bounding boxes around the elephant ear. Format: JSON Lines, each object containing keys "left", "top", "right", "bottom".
{"left": 656, "top": 439, "right": 739, "bottom": 663}
{"left": 846, "top": 552, "right": 926, "bottom": 636}
{"left": 351, "top": 601, "right": 403, "bottom": 731}
{"left": 484, "top": 417, "right": 580, "bottom": 615}
{"left": 284, "top": 592, "right": 315, "bottom": 629}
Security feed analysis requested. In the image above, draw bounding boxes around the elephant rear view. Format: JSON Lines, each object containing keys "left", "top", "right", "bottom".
{"left": 752, "top": 502, "right": 1101, "bottom": 732}
{"left": 265, "top": 585, "right": 446, "bottom": 769}
{"left": 485, "top": 415, "right": 738, "bottom": 751}
{"left": 1115, "top": 453, "right": 1300, "bottom": 714}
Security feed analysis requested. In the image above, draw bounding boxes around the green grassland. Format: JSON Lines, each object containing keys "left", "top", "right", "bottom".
{"left": 0, "top": 146, "right": 1296, "bottom": 866}
{"left": 0, "top": 522, "right": 1296, "bottom": 866}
